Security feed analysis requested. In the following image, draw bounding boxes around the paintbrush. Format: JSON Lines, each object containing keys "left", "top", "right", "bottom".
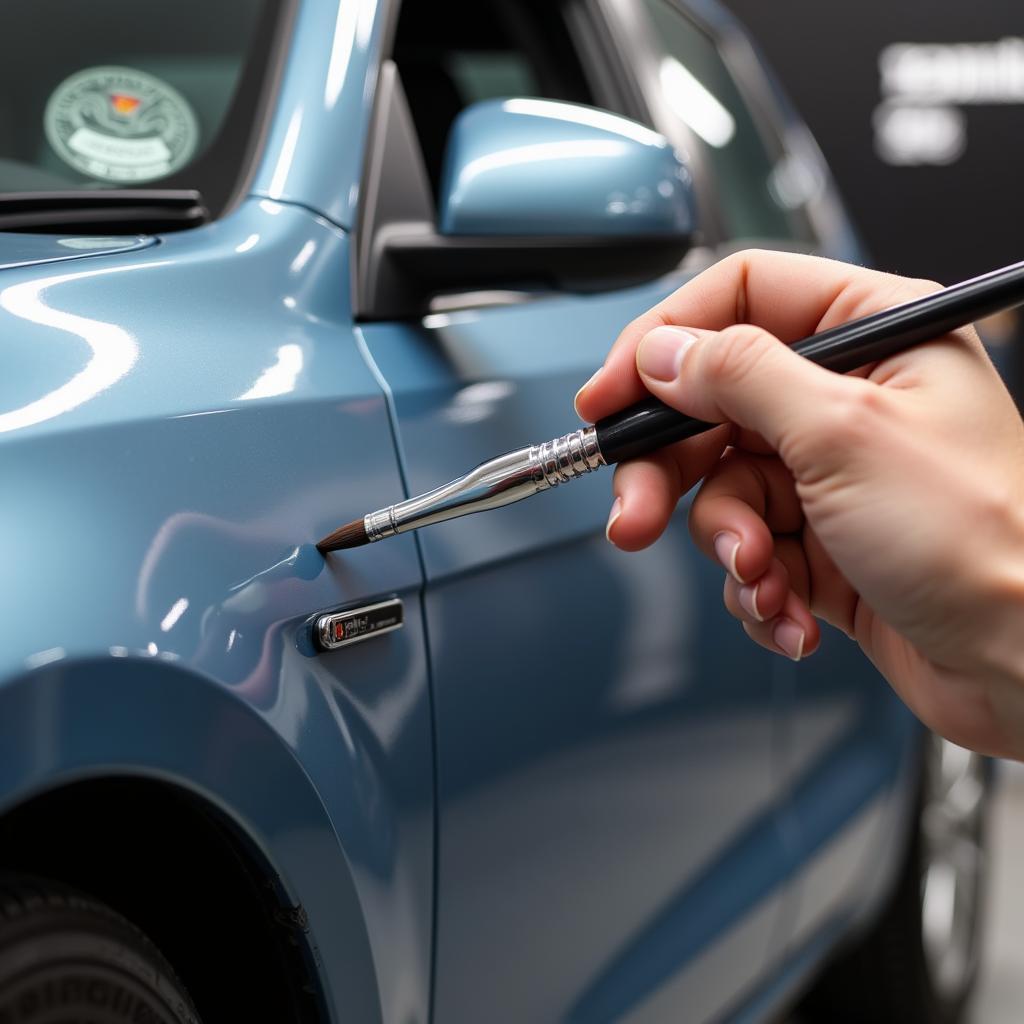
{"left": 318, "top": 258, "right": 1024, "bottom": 553}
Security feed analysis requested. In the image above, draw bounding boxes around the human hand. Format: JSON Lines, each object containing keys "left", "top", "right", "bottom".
{"left": 575, "top": 250, "right": 1024, "bottom": 758}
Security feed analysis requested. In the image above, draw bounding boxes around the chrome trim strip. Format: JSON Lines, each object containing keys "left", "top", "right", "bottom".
{"left": 314, "top": 597, "right": 404, "bottom": 650}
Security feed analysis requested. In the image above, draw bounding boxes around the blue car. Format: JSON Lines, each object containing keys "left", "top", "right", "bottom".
{"left": 0, "top": 1, "right": 989, "bottom": 1022}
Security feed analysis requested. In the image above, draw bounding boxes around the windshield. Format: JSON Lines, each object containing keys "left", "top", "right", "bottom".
{"left": 0, "top": 0, "right": 285, "bottom": 225}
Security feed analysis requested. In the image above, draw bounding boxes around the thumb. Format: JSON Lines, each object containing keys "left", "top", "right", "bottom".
{"left": 636, "top": 323, "right": 856, "bottom": 463}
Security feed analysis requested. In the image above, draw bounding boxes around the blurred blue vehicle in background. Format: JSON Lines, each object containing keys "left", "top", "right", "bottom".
{"left": 0, "top": 1, "right": 989, "bottom": 1022}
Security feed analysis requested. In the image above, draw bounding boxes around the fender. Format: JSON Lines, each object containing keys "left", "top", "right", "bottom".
{"left": 0, "top": 655, "right": 383, "bottom": 1024}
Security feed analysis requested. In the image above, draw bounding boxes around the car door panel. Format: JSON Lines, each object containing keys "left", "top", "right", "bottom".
{"left": 361, "top": 279, "right": 792, "bottom": 1022}
{"left": 775, "top": 634, "right": 921, "bottom": 954}
{"left": 611, "top": 0, "right": 927, "bottom": 975}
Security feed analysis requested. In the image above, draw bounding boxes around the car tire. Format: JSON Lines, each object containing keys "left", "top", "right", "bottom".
{"left": 0, "top": 874, "right": 201, "bottom": 1024}
{"left": 796, "top": 733, "right": 990, "bottom": 1024}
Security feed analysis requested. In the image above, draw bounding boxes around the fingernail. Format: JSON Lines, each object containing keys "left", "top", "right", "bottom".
{"left": 636, "top": 327, "right": 698, "bottom": 382}
{"left": 713, "top": 531, "right": 743, "bottom": 582}
{"left": 574, "top": 367, "right": 603, "bottom": 417}
{"left": 773, "top": 618, "right": 805, "bottom": 661}
{"left": 605, "top": 496, "right": 623, "bottom": 542}
{"left": 738, "top": 583, "right": 762, "bottom": 621}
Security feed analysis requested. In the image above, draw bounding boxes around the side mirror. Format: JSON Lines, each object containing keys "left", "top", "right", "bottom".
{"left": 438, "top": 98, "right": 695, "bottom": 240}
{"left": 356, "top": 66, "right": 698, "bottom": 318}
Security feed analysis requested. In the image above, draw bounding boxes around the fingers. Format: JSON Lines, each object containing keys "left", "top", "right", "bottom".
{"left": 741, "top": 590, "right": 821, "bottom": 661}
{"left": 722, "top": 545, "right": 822, "bottom": 661}
{"left": 722, "top": 556, "right": 790, "bottom": 622}
{"left": 687, "top": 449, "right": 804, "bottom": 576}
{"left": 632, "top": 322, "right": 865, "bottom": 477}
{"left": 606, "top": 425, "right": 731, "bottom": 551}
{"left": 605, "top": 451, "right": 683, "bottom": 552}
{"left": 607, "top": 442, "right": 825, "bottom": 660}
{"left": 800, "top": 523, "right": 859, "bottom": 637}
{"left": 690, "top": 449, "right": 821, "bottom": 659}
{"left": 575, "top": 248, "right": 910, "bottom": 424}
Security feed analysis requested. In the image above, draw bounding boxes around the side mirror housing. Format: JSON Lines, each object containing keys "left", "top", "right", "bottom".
{"left": 356, "top": 67, "right": 698, "bottom": 318}
{"left": 438, "top": 98, "right": 696, "bottom": 239}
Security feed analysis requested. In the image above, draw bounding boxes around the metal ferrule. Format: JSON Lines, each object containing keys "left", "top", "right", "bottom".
{"left": 363, "top": 426, "right": 605, "bottom": 542}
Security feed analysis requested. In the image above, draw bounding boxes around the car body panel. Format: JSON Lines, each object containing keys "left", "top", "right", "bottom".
{"left": 249, "top": 0, "right": 385, "bottom": 230}
{"left": 777, "top": 637, "right": 921, "bottom": 952}
{"left": 437, "top": 98, "right": 696, "bottom": 237}
{"left": 0, "top": 657, "right": 381, "bottom": 1022}
{"left": 0, "top": 233, "right": 156, "bottom": 273}
{"left": 360, "top": 278, "right": 796, "bottom": 1022}
{"left": 0, "top": 0, "right": 925, "bottom": 1021}
{"left": 599, "top": 0, "right": 925, "bottom": 995}
{"left": 0, "top": 199, "right": 434, "bottom": 1024}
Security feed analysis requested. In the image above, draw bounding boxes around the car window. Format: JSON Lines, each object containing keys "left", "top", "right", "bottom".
{"left": 639, "top": 0, "right": 801, "bottom": 242}
{"left": 392, "top": 0, "right": 597, "bottom": 196}
{"left": 0, "top": 0, "right": 284, "bottom": 220}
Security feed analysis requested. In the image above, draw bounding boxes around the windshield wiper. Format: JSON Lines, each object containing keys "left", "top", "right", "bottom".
{"left": 0, "top": 190, "right": 209, "bottom": 234}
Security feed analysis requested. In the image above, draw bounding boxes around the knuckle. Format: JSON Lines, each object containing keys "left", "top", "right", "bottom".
{"left": 612, "top": 311, "right": 663, "bottom": 361}
{"left": 717, "top": 250, "right": 749, "bottom": 274}
{"left": 968, "top": 480, "right": 1019, "bottom": 541}
{"left": 782, "top": 380, "right": 890, "bottom": 475}
{"left": 828, "top": 275, "right": 940, "bottom": 327}
{"left": 703, "top": 324, "right": 773, "bottom": 387}
{"left": 818, "top": 380, "right": 890, "bottom": 444}
{"left": 629, "top": 309, "right": 667, "bottom": 339}
{"left": 686, "top": 496, "right": 701, "bottom": 534}
{"left": 724, "top": 247, "right": 769, "bottom": 266}
{"left": 908, "top": 276, "right": 943, "bottom": 296}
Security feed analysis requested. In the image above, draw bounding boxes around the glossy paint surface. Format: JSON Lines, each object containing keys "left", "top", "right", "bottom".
{"left": 0, "top": 233, "right": 154, "bottom": 271}
{"left": 249, "top": 0, "right": 385, "bottom": 229}
{"left": 776, "top": 631, "right": 920, "bottom": 951}
{"left": 438, "top": 99, "right": 697, "bottom": 237}
{"left": 0, "top": 0, "right": 922, "bottom": 1022}
{"left": 361, "top": 277, "right": 795, "bottom": 1022}
{"left": 0, "top": 199, "right": 434, "bottom": 1024}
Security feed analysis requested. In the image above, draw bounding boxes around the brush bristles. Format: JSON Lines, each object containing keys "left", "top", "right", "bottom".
{"left": 316, "top": 518, "right": 370, "bottom": 552}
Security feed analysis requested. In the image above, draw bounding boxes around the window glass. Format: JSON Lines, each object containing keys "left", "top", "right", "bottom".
{"left": 444, "top": 53, "right": 540, "bottom": 106}
{"left": 393, "top": 0, "right": 595, "bottom": 194}
{"left": 0, "top": 0, "right": 283, "bottom": 220}
{"left": 641, "top": 0, "right": 798, "bottom": 241}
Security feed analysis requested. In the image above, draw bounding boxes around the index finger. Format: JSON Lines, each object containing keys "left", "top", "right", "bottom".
{"left": 574, "top": 248, "right": 907, "bottom": 423}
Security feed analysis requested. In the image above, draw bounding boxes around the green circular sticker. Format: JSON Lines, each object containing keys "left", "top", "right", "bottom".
{"left": 44, "top": 65, "right": 199, "bottom": 183}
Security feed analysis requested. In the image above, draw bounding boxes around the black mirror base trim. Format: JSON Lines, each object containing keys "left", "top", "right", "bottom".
{"left": 361, "top": 227, "right": 693, "bottom": 320}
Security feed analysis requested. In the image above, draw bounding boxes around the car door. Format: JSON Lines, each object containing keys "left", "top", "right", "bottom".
{"left": 354, "top": 4, "right": 799, "bottom": 1022}
{"left": 620, "top": 0, "right": 926, "bottom": 973}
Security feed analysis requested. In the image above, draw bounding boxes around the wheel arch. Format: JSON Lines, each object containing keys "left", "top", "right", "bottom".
{"left": 0, "top": 654, "right": 383, "bottom": 1024}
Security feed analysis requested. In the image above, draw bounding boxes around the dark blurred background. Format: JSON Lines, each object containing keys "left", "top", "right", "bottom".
{"left": 727, "top": 0, "right": 1024, "bottom": 284}
{"left": 725, "top": 0, "right": 1024, "bottom": 396}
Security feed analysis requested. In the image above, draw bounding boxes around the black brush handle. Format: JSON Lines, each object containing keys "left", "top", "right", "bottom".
{"left": 595, "top": 258, "right": 1024, "bottom": 465}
